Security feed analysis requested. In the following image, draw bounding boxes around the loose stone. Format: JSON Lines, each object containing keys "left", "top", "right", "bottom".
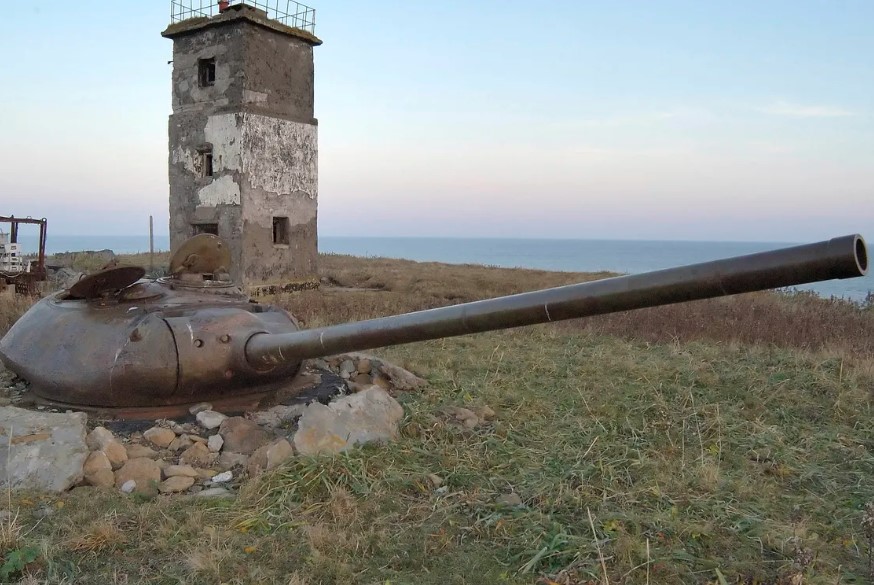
{"left": 219, "top": 417, "right": 270, "bottom": 455}
{"left": 159, "top": 476, "right": 196, "bottom": 494}
{"left": 164, "top": 464, "right": 198, "bottom": 478}
{"left": 211, "top": 470, "right": 233, "bottom": 484}
{"left": 120, "top": 480, "right": 137, "bottom": 494}
{"left": 115, "top": 458, "right": 162, "bottom": 496}
{"left": 207, "top": 434, "right": 224, "bottom": 453}
{"left": 143, "top": 427, "right": 176, "bottom": 449}
{"left": 179, "top": 442, "right": 213, "bottom": 467}
{"left": 125, "top": 444, "right": 158, "bottom": 460}
{"left": 196, "top": 410, "right": 227, "bottom": 430}
{"left": 194, "top": 487, "right": 233, "bottom": 499}
{"left": 188, "top": 402, "right": 213, "bottom": 415}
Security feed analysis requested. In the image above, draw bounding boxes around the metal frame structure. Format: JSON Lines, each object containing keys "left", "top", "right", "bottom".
{"left": 170, "top": 0, "right": 316, "bottom": 33}
{"left": 0, "top": 216, "right": 48, "bottom": 295}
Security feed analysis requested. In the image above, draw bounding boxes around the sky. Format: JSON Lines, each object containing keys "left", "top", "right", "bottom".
{"left": 0, "top": 1, "right": 871, "bottom": 242}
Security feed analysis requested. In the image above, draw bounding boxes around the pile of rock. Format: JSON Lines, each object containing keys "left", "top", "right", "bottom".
{"left": 1, "top": 355, "right": 419, "bottom": 496}
{"left": 313, "top": 353, "right": 427, "bottom": 393}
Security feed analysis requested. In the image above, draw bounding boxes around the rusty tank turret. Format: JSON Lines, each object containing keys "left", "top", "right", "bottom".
{"left": 0, "top": 233, "right": 868, "bottom": 418}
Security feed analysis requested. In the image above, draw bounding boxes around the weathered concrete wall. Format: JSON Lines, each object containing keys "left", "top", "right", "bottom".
{"left": 243, "top": 26, "right": 315, "bottom": 123}
{"left": 166, "top": 9, "right": 319, "bottom": 287}
{"left": 170, "top": 27, "right": 246, "bottom": 115}
{"left": 240, "top": 113, "right": 318, "bottom": 285}
{"left": 168, "top": 111, "right": 245, "bottom": 282}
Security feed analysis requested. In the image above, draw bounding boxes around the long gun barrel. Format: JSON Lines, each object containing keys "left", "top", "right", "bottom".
{"left": 246, "top": 234, "right": 868, "bottom": 367}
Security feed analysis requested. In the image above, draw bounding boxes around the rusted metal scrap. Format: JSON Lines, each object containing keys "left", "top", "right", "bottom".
{"left": 0, "top": 233, "right": 867, "bottom": 418}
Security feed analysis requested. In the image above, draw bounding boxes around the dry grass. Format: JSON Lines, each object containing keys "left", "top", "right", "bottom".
{"left": 2, "top": 251, "right": 874, "bottom": 583}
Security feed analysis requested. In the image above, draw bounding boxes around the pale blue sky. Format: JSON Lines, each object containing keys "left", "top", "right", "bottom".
{"left": 1, "top": 1, "right": 871, "bottom": 241}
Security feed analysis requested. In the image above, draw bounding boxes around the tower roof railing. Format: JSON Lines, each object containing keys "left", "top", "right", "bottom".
{"left": 170, "top": 0, "right": 316, "bottom": 34}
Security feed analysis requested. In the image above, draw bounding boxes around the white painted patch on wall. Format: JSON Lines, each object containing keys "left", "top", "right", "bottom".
{"left": 198, "top": 175, "right": 241, "bottom": 206}
{"left": 205, "top": 114, "right": 243, "bottom": 172}
{"left": 241, "top": 113, "right": 317, "bottom": 198}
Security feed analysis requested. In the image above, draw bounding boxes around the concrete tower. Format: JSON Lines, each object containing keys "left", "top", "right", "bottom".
{"left": 163, "top": 2, "right": 321, "bottom": 292}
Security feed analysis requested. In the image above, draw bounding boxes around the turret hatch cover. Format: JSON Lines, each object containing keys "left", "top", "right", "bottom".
{"left": 68, "top": 266, "right": 146, "bottom": 299}
{"left": 169, "top": 234, "right": 232, "bottom": 276}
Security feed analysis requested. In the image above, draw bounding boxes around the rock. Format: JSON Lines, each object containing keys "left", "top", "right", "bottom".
{"left": 293, "top": 387, "right": 404, "bottom": 456}
{"left": 120, "top": 480, "right": 137, "bottom": 494}
{"left": 194, "top": 487, "right": 233, "bottom": 499}
{"left": 247, "top": 439, "right": 294, "bottom": 476}
{"left": 155, "top": 458, "right": 169, "bottom": 470}
{"left": 353, "top": 373, "right": 372, "bottom": 385}
{"left": 219, "top": 417, "right": 270, "bottom": 455}
{"left": 83, "top": 451, "right": 116, "bottom": 486}
{"left": 357, "top": 359, "right": 372, "bottom": 375}
{"left": 86, "top": 426, "right": 115, "bottom": 451}
{"left": 164, "top": 464, "right": 198, "bottom": 478}
{"left": 496, "top": 493, "right": 523, "bottom": 507}
{"left": 143, "top": 427, "right": 176, "bottom": 449}
{"left": 218, "top": 451, "right": 248, "bottom": 470}
{"left": 102, "top": 441, "right": 129, "bottom": 470}
{"left": 426, "top": 473, "right": 443, "bottom": 488}
{"left": 339, "top": 359, "right": 356, "bottom": 377}
{"left": 249, "top": 404, "right": 307, "bottom": 427}
{"left": 168, "top": 435, "right": 194, "bottom": 452}
{"left": 86, "top": 468, "right": 116, "bottom": 488}
{"left": 211, "top": 470, "right": 233, "bottom": 484}
{"left": 189, "top": 402, "right": 213, "bottom": 415}
{"left": 196, "top": 410, "right": 227, "bottom": 430}
{"left": 84, "top": 450, "right": 112, "bottom": 475}
{"left": 0, "top": 407, "right": 89, "bottom": 492}
{"left": 115, "top": 458, "right": 162, "bottom": 496}
{"left": 445, "top": 406, "right": 480, "bottom": 428}
{"left": 0, "top": 398, "right": 11, "bottom": 407}
{"left": 188, "top": 434, "right": 207, "bottom": 444}
{"left": 179, "top": 442, "right": 213, "bottom": 467}
{"left": 472, "top": 405, "right": 497, "bottom": 421}
{"left": 207, "top": 434, "right": 224, "bottom": 453}
{"left": 377, "top": 360, "right": 427, "bottom": 391}
{"left": 159, "top": 476, "right": 195, "bottom": 493}
{"left": 125, "top": 444, "right": 158, "bottom": 460}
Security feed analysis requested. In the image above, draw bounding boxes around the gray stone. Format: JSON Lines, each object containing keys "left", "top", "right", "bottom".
{"left": 0, "top": 407, "right": 89, "bottom": 492}
{"left": 196, "top": 410, "right": 227, "bottom": 430}
{"left": 120, "top": 479, "right": 136, "bottom": 494}
{"left": 249, "top": 404, "right": 306, "bottom": 427}
{"left": 339, "top": 359, "right": 356, "bottom": 376}
{"left": 211, "top": 470, "right": 233, "bottom": 484}
{"left": 193, "top": 487, "right": 233, "bottom": 499}
{"left": 293, "top": 387, "right": 404, "bottom": 456}
{"left": 207, "top": 434, "right": 224, "bottom": 453}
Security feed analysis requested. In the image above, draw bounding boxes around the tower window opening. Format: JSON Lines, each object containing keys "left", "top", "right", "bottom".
{"left": 193, "top": 223, "right": 219, "bottom": 236}
{"left": 199, "top": 148, "right": 214, "bottom": 177}
{"left": 198, "top": 58, "right": 216, "bottom": 87}
{"left": 273, "top": 217, "right": 290, "bottom": 245}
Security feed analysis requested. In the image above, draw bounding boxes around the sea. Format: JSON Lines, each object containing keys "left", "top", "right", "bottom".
{"left": 14, "top": 234, "right": 873, "bottom": 303}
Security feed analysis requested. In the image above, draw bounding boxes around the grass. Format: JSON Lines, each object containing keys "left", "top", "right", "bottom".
{"left": 1, "top": 253, "right": 874, "bottom": 583}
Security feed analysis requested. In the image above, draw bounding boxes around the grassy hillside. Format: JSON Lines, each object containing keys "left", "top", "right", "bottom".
{"left": 1, "top": 253, "right": 873, "bottom": 584}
